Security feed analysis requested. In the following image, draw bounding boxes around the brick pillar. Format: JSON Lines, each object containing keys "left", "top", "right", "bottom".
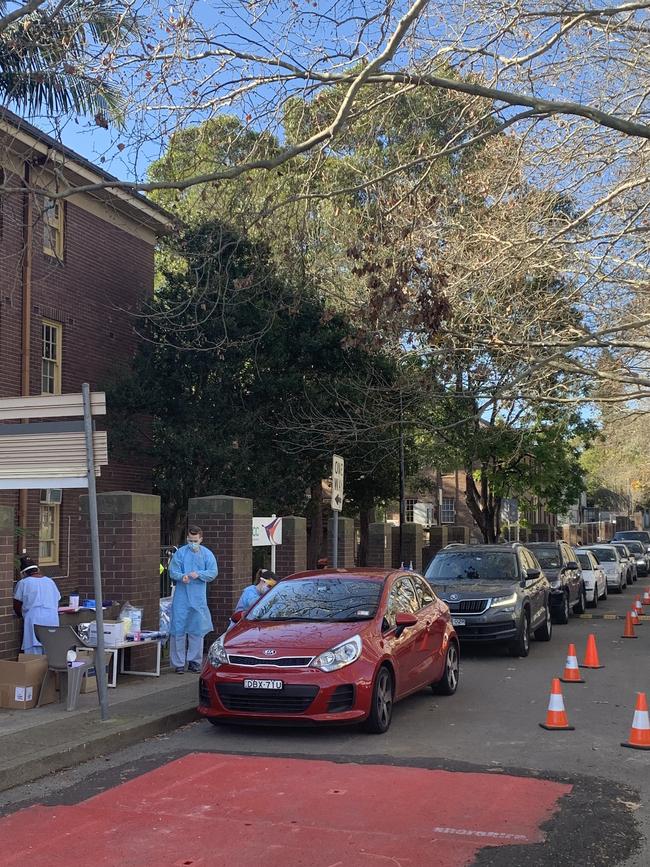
{"left": 328, "top": 516, "right": 355, "bottom": 567}
{"left": 74, "top": 492, "right": 161, "bottom": 630}
{"left": 188, "top": 496, "right": 252, "bottom": 635}
{"left": 367, "top": 523, "right": 392, "bottom": 568}
{"left": 446, "top": 526, "right": 470, "bottom": 545}
{"left": 391, "top": 523, "right": 424, "bottom": 570}
{"left": 0, "top": 505, "right": 21, "bottom": 659}
{"left": 275, "top": 517, "right": 307, "bottom": 579}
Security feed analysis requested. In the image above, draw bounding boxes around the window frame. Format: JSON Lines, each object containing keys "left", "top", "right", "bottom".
{"left": 405, "top": 498, "right": 416, "bottom": 523}
{"left": 41, "top": 319, "right": 63, "bottom": 395}
{"left": 440, "top": 496, "right": 456, "bottom": 524}
{"left": 39, "top": 501, "right": 60, "bottom": 565}
{"left": 411, "top": 574, "right": 435, "bottom": 608}
{"left": 43, "top": 195, "right": 64, "bottom": 260}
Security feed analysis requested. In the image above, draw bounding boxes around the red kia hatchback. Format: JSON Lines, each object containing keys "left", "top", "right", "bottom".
{"left": 198, "top": 569, "right": 459, "bottom": 733}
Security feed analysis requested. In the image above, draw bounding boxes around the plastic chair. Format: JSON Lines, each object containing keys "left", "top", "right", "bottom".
{"left": 34, "top": 625, "right": 96, "bottom": 711}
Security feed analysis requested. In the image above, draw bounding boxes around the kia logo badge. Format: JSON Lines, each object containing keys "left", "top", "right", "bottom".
{"left": 264, "top": 649, "right": 277, "bottom": 656}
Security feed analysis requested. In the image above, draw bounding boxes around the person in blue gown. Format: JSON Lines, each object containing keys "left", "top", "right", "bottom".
{"left": 169, "top": 526, "right": 218, "bottom": 673}
{"left": 13, "top": 558, "right": 61, "bottom": 654}
{"left": 228, "top": 569, "right": 277, "bottom": 629}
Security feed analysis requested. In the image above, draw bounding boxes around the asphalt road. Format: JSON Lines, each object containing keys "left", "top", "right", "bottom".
{"left": 2, "top": 578, "right": 650, "bottom": 866}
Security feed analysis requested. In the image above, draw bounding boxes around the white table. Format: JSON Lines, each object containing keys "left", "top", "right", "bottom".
{"left": 88, "top": 637, "right": 164, "bottom": 688}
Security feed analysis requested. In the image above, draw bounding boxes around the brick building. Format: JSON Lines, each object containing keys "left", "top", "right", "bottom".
{"left": 0, "top": 110, "right": 173, "bottom": 658}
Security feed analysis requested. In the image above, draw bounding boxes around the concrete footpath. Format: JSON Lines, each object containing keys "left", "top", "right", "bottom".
{"left": 0, "top": 668, "right": 199, "bottom": 793}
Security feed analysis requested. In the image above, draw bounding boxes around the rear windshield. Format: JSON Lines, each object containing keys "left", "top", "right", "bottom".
{"left": 590, "top": 547, "right": 616, "bottom": 562}
{"left": 623, "top": 541, "right": 644, "bottom": 555}
{"left": 246, "top": 577, "right": 383, "bottom": 622}
{"left": 528, "top": 546, "right": 561, "bottom": 569}
{"left": 577, "top": 553, "right": 592, "bottom": 570}
{"left": 426, "top": 551, "right": 519, "bottom": 581}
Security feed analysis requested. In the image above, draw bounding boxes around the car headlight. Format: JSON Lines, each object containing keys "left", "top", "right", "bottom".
{"left": 490, "top": 592, "right": 517, "bottom": 612}
{"left": 207, "top": 638, "right": 228, "bottom": 668}
{"left": 312, "top": 635, "right": 362, "bottom": 672}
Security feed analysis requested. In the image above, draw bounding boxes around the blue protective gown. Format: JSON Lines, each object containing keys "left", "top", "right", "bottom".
{"left": 14, "top": 575, "right": 61, "bottom": 653}
{"left": 169, "top": 544, "right": 218, "bottom": 637}
{"left": 234, "top": 583, "right": 262, "bottom": 615}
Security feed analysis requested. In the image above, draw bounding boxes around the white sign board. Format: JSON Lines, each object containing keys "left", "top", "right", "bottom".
{"left": 331, "top": 454, "right": 344, "bottom": 511}
{"left": 252, "top": 516, "right": 283, "bottom": 547}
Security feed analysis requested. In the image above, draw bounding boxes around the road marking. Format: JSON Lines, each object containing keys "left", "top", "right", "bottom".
{"left": 433, "top": 826, "right": 529, "bottom": 841}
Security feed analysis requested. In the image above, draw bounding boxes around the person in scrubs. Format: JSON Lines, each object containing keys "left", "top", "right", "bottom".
{"left": 229, "top": 569, "right": 277, "bottom": 629}
{"left": 13, "top": 557, "right": 61, "bottom": 654}
{"left": 169, "top": 525, "right": 218, "bottom": 673}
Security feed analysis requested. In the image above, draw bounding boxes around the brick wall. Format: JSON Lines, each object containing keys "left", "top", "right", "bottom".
{"left": 391, "top": 523, "right": 423, "bottom": 570}
{"left": 0, "top": 168, "right": 157, "bottom": 586}
{"left": 367, "top": 523, "right": 392, "bottom": 568}
{"left": 188, "top": 496, "right": 253, "bottom": 636}
{"left": 0, "top": 505, "right": 21, "bottom": 659}
{"left": 275, "top": 517, "right": 307, "bottom": 579}
{"left": 328, "top": 516, "right": 354, "bottom": 568}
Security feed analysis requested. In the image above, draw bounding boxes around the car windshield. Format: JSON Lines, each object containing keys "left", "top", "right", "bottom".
{"left": 529, "top": 546, "right": 561, "bottom": 569}
{"left": 591, "top": 547, "right": 616, "bottom": 562}
{"left": 246, "top": 578, "right": 383, "bottom": 622}
{"left": 577, "top": 554, "right": 592, "bottom": 570}
{"left": 425, "top": 551, "right": 518, "bottom": 581}
{"left": 624, "top": 541, "right": 644, "bottom": 555}
{"left": 615, "top": 532, "right": 650, "bottom": 544}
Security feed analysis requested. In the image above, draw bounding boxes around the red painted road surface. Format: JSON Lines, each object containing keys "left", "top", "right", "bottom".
{"left": 0, "top": 754, "right": 571, "bottom": 866}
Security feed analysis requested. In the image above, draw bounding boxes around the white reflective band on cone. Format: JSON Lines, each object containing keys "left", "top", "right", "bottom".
{"left": 632, "top": 711, "right": 650, "bottom": 731}
{"left": 548, "top": 694, "right": 565, "bottom": 712}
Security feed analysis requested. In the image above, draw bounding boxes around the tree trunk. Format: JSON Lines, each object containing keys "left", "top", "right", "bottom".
{"left": 465, "top": 470, "right": 501, "bottom": 542}
{"left": 306, "top": 480, "right": 323, "bottom": 569}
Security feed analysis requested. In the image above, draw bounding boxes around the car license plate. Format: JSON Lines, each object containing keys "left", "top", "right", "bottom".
{"left": 452, "top": 617, "right": 466, "bottom": 627}
{"left": 243, "top": 679, "right": 283, "bottom": 690}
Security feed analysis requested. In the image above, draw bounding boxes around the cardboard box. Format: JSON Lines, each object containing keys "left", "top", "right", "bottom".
{"left": 0, "top": 654, "right": 56, "bottom": 709}
{"left": 17, "top": 654, "right": 58, "bottom": 705}
{"left": 75, "top": 649, "right": 112, "bottom": 694}
{"left": 87, "top": 620, "right": 127, "bottom": 647}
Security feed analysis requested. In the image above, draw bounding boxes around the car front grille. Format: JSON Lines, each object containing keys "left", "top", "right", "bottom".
{"left": 327, "top": 684, "right": 355, "bottom": 713}
{"left": 446, "top": 599, "right": 489, "bottom": 614}
{"left": 216, "top": 683, "right": 319, "bottom": 714}
{"left": 228, "top": 654, "right": 313, "bottom": 668}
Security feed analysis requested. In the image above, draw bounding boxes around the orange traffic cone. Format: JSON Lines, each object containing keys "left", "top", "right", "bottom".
{"left": 622, "top": 692, "right": 650, "bottom": 750}
{"left": 560, "top": 644, "right": 585, "bottom": 683}
{"left": 580, "top": 633, "right": 605, "bottom": 669}
{"left": 622, "top": 611, "right": 638, "bottom": 639}
{"left": 642, "top": 590, "right": 650, "bottom": 607}
{"left": 631, "top": 607, "right": 641, "bottom": 628}
{"left": 635, "top": 596, "right": 644, "bottom": 615}
{"left": 539, "top": 678, "right": 575, "bottom": 731}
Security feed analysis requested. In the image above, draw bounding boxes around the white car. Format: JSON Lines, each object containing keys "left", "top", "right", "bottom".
{"left": 585, "top": 544, "right": 627, "bottom": 594}
{"left": 576, "top": 548, "right": 607, "bottom": 607}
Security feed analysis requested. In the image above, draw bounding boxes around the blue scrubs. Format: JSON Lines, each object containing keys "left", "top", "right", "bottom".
{"left": 169, "top": 544, "right": 217, "bottom": 667}
{"left": 234, "top": 583, "right": 262, "bottom": 615}
{"left": 14, "top": 575, "right": 61, "bottom": 654}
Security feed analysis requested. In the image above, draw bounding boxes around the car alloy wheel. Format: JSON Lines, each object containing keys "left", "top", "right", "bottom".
{"left": 555, "top": 593, "right": 570, "bottom": 624}
{"left": 364, "top": 666, "right": 394, "bottom": 734}
{"left": 534, "top": 604, "right": 552, "bottom": 641}
{"left": 432, "top": 642, "right": 459, "bottom": 695}
{"left": 509, "top": 611, "right": 530, "bottom": 657}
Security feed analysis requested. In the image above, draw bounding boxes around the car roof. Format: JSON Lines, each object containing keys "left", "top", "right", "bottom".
{"left": 436, "top": 545, "right": 519, "bottom": 553}
{"left": 283, "top": 568, "right": 398, "bottom": 582}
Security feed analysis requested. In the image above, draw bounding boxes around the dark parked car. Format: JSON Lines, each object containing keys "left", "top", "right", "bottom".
{"left": 611, "top": 542, "right": 637, "bottom": 583}
{"left": 527, "top": 541, "right": 586, "bottom": 623}
{"left": 424, "top": 543, "right": 553, "bottom": 657}
{"left": 198, "top": 569, "right": 459, "bottom": 734}
{"left": 612, "top": 530, "right": 650, "bottom": 552}
{"left": 617, "top": 539, "right": 649, "bottom": 577}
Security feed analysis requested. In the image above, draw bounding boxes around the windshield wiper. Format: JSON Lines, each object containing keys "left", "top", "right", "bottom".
{"left": 257, "top": 616, "right": 322, "bottom": 622}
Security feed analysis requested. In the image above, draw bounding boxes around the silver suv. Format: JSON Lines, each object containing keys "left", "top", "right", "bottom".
{"left": 424, "top": 543, "right": 553, "bottom": 657}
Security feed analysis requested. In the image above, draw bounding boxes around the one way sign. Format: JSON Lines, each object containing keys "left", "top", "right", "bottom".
{"left": 331, "top": 454, "right": 344, "bottom": 511}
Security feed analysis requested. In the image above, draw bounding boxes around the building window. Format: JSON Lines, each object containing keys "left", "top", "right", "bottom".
{"left": 405, "top": 498, "right": 416, "bottom": 522}
{"left": 43, "top": 196, "right": 64, "bottom": 259}
{"left": 441, "top": 496, "right": 456, "bottom": 524}
{"left": 41, "top": 320, "right": 62, "bottom": 394}
{"left": 39, "top": 501, "right": 60, "bottom": 564}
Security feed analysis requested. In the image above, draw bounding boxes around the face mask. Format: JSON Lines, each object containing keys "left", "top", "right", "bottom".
{"left": 188, "top": 540, "right": 201, "bottom": 552}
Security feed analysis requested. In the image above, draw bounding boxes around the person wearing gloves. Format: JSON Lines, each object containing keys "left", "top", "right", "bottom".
{"left": 169, "top": 525, "right": 218, "bottom": 673}
{"left": 229, "top": 569, "right": 277, "bottom": 628}
{"left": 13, "top": 557, "right": 61, "bottom": 654}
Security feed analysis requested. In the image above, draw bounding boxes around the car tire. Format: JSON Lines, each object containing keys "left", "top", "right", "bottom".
{"left": 364, "top": 666, "right": 394, "bottom": 734}
{"left": 574, "top": 584, "right": 587, "bottom": 615}
{"left": 509, "top": 610, "right": 530, "bottom": 657}
{"left": 601, "top": 581, "right": 608, "bottom": 601}
{"left": 615, "top": 575, "right": 623, "bottom": 593}
{"left": 207, "top": 718, "right": 223, "bottom": 727}
{"left": 432, "top": 642, "right": 460, "bottom": 695}
{"left": 534, "top": 603, "right": 553, "bottom": 642}
{"left": 589, "top": 587, "right": 598, "bottom": 608}
{"left": 554, "top": 593, "right": 570, "bottom": 624}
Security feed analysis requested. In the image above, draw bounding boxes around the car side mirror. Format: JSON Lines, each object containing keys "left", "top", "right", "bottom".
{"left": 231, "top": 610, "right": 243, "bottom": 623}
{"left": 526, "top": 568, "right": 541, "bottom": 582}
{"left": 395, "top": 612, "right": 418, "bottom": 636}
{"left": 566, "top": 561, "right": 579, "bottom": 570}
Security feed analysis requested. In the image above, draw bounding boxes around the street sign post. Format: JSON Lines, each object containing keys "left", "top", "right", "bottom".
{"left": 331, "top": 455, "right": 344, "bottom": 568}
